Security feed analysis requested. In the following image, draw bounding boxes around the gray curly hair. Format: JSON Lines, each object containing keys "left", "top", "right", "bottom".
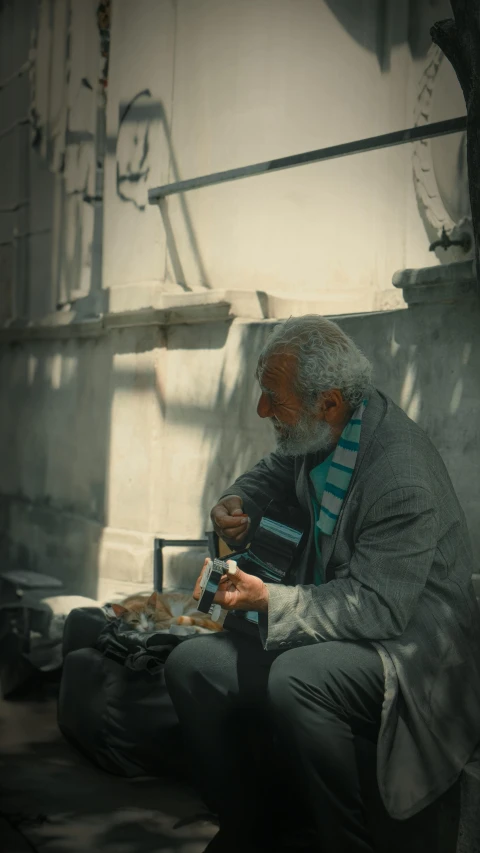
{"left": 256, "top": 315, "right": 373, "bottom": 410}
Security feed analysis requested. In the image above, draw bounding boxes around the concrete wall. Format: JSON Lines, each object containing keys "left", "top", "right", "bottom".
{"left": 0, "top": 0, "right": 105, "bottom": 321}
{"left": 0, "top": 0, "right": 38, "bottom": 321}
{"left": 168, "top": 0, "right": 415, "bottom": 304}
{"left": 0, "top": 0, "right": 471, "bottom": 324}
{"left": 103, "top": 0, "right": 175, "bottom": 311}
{"left": 1, "top": 288, "right": 479, "bottom": 600}
{"left": 102, "top": 0, "right": 471, "bottom": 314}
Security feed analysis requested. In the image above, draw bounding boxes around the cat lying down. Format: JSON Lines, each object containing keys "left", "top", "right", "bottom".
{"left": 109, "top": 591, "right": 224, "bottom": 634}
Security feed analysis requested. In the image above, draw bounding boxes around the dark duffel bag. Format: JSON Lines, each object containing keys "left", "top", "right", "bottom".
{"left": 58, "top": 607, "right": 191, "bottom": 778}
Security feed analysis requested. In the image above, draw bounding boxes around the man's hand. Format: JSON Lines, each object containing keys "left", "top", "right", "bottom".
{"left": 193, "top": 558, "right": 269, "bottom": 613}
{"left": 211, "top": 495, "right": 251, "bottom": 543}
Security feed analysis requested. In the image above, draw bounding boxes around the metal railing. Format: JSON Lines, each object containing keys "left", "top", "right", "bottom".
{"left": 148, "top": 115, "right": 467, "bottom": 203}
{"left": 0, "top": 60, "right": 32, "bottom": 93}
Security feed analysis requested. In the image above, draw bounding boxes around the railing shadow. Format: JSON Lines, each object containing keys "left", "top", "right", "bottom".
{"left": 107, "top": 91, "right": 211, "bottom": 292}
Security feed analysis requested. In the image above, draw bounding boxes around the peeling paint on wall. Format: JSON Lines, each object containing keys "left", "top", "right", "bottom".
{"left": 97, "top": 0, "right": 111, "bottom": 88}
{"left": 28, "top": 0, "right": 107, "bottom": 310}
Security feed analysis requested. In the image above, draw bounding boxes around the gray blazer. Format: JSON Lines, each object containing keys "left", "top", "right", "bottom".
{"left": 220, "top": 389, "right": 480, "bottom": 819}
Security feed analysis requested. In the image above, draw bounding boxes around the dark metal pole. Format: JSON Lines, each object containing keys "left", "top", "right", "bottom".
{"left": 148, "top": 116, "right": 466, "bottom": 202}
{"left": 153, "top": 538, "right": 209, "bottom": 592}
{"left": 154, "top": 538, "right": 164, "bottom": 592}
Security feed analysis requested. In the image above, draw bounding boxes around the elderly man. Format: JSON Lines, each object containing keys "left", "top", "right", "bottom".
{"left": 165, "top": 315, "right": 480, "bottom": 853}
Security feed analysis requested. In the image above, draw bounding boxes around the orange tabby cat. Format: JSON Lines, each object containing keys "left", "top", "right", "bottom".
{"left": 111, "top": 591, "right": 223, "bottom": 633}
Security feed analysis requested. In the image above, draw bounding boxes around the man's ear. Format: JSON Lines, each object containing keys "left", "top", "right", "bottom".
{"left": 320, "top": 389, "right": 347, "bottom": 423}
{"left": 111, "top": 603, "right": 127, "bottom": 617}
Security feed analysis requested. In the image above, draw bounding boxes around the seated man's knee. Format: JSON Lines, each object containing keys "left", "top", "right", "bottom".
{"left": 268, "top": 642, "right": 384, "bottom": 738}
{"left": 267, "top": 644, "right": 347, "bottom": 718}
{"left": 164, "top": 636, "right": 206, "bottom": 694}
{"left": 267, "top": 649, "right": 310, "bottom": 719}
{"left": 165, "top": 633, "right": 232, "bottom": 697}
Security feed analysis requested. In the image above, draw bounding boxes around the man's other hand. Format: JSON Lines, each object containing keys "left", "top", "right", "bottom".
{"left": 193, "top": 558, "right": 269, "bottom": 613}
{"left": 211, "top": 495, "right": 251, "bottom": 543}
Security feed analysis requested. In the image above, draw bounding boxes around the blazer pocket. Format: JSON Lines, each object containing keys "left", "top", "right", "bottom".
{"left": 333, "top": 562, "right": 350, "bottom": 579}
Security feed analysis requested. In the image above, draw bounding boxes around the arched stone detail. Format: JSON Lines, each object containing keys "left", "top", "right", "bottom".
{"left": 412, "top": 44, "right": 473, "bottom": 259}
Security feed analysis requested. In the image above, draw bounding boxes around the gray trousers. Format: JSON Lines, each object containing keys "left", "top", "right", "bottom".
{"left": 165, "top": 631, "right": 460, "bottom": 853}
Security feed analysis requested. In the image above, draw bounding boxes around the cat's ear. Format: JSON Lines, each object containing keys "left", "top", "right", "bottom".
{"left": 147, "top": 591, "right": 159, "bottom": 608}
{"left": 111, "top": 603, "right": 128, "bottom": 617}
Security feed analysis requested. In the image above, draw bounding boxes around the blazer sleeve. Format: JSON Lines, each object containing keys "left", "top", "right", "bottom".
{"left": 218, "top": 452, "right": 297, "bottom": 529}
{"left": 260, "top": 485, "right": 438, "bottom": 649}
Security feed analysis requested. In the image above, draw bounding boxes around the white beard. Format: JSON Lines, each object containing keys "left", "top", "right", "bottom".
{"left": 272, "top": 414, "right": 336, "bottom": 457}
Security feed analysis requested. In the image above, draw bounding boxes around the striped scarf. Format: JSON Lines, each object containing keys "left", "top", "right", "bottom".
{"left": 317, "top": 398, "right": 368, "bottom": 536}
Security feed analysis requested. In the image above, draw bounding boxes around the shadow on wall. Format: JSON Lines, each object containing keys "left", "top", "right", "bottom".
{"left": 102, "top": 304, "right": 480, "bottom": 567}
{"left": 338, "top": 302, "right": 480, "bottom": 562}
{"left": 0, "top": 325, "right": 165, "bottom": 596}
{"left": 337, "top": 305, "right": 477, "bottom": 452}
{"left": 108, "top": 91, "right": 210, "bottom": 291}
{"left": 185, "top": 304, "right": 480, "bottom": 563}
{"left": 0, "top": 336, "right": 115, "bottom": 598}
{"left": 324, "top": 0, "right": 434, "bottom": 72}
{"left": 1, "top": 300, "right": 478, "bottom": 597}
{"left": 0, "top": 324, "right": 170, "bottom": 598}
{"left": 197, "top": 322, "right": 276, "bottom": 524}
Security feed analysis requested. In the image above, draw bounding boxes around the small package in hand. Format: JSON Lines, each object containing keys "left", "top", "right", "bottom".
{"left": 197, "top": 558, "right": 237, "bottom": 620}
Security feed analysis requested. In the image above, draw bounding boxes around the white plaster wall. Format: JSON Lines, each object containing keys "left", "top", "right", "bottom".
{"left": 102, "top": 0, "right": 177, "bottom": 310}
{"left": 0, "top": 339, "right": 110, "bottom": 516}
{"left": 100, "top": 0, "right": 466, "bottom": 315}
{"left": 164, "top": 0, "right": 408, "bottom": 307}
{"left": 0, "top": 0, "right": 467, "bottom": 322}
{"left": 0, "top": 326, "right": 169, "bottom": 598}
{"left": 106, "top": 326, "right": 167, "bottom": 534}
{"left": 160, "top": 320, "right": 274, "bottom": 534}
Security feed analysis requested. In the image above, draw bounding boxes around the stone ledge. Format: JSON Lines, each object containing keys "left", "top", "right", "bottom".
{"left": 0, "top": 287, "right": 399, "bottom": 343}
{"left": 0, "top": 295, "right": 234, "bottom": 343}
{"left": 392, "top": 260, "right": 477, "bottom": 305}
{"left": 0, "top": 290, "right": 254, "bottom": 342}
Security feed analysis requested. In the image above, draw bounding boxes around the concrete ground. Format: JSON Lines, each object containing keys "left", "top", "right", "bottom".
{"left": 0, "top": 678, "right": 217, "bottom": 853}
{"left": 1, "top": 666, "right": 476, "bottom": 853}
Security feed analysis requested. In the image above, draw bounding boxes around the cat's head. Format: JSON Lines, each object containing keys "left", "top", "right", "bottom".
{"left": 111, "top": 591, "right": 166, "bottom": 632}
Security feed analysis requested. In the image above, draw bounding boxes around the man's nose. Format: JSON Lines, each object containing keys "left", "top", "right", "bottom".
{"left": 257, "top": 392, "right": 272, "bottom": 419}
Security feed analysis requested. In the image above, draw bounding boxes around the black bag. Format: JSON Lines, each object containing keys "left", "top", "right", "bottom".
{"left": 58, "top": 607, "right": 190, "bottom": 778}
{"left": 94, "top": 617, "right": 187, "bottom": 673}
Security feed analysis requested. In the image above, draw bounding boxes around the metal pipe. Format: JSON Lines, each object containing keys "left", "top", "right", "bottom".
{"left": 0, "top": 200, "right": 30, "bottom": 214}
{"left": 0, "top": 60, "right": 32, "bottom": 93}
{"left": 0, "top": 117, "right": 30, "bottom": 141}
{"left": 148, "top": 115, "right": 467, "bottom": 202}
{"left": 0, "top": 228, "right": 51, "bottom": 247}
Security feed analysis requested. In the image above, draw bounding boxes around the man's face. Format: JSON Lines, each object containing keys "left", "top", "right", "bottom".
{"left": 256, "top": 353, "right": 335, "bottom": 457}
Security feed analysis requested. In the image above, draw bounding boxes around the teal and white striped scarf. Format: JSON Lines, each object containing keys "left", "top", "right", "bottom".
{"left": 317, "top": 398, "right": 368, "bottom": 536}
